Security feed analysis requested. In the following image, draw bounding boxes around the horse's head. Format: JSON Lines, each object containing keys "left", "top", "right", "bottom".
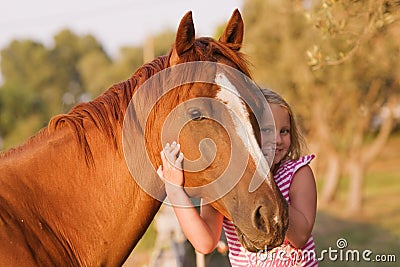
{"left": 124, "top": 10, "right": 288, "bottom": 252}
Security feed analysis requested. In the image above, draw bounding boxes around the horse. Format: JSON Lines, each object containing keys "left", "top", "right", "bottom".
{"left": 0, "top": 9, "right": 288, "bottom": 266}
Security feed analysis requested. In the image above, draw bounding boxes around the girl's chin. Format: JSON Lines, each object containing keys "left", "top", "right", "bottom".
{"left": 273, "top": 154, "right": 284, "bottom": 164}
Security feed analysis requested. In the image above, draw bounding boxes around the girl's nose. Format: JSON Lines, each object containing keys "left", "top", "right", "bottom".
{"left": 275, "top": 132, "right": 282, "bottom": 144}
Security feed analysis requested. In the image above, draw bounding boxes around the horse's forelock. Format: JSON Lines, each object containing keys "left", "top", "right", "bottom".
{"left": 167, "top": 37, "right": 252, "bottom": 79}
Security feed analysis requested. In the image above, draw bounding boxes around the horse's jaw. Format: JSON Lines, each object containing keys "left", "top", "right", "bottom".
{"left": 234, "top": 224, "right": 286, "bottom": 252}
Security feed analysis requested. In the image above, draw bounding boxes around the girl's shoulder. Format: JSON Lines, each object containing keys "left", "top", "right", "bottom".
{"left": 275, "top": 154, "right": 315, "bottom": 178}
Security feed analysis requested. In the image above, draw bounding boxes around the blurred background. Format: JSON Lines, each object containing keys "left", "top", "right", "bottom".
{"left": 1, "top": 0, "right": 399, "bottom": 266}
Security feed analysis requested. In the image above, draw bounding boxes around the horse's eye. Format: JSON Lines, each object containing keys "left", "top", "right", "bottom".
{"left": 188, "top": 108, "right": 204, "bottom": 121}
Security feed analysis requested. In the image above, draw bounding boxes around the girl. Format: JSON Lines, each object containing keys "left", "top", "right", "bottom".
{"left": 157, "top": 89, "right": 318, "bottom": 266}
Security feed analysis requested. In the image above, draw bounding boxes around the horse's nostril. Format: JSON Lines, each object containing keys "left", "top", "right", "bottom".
{"left": 252, "top": 205, "right": 269, "bottom": 233}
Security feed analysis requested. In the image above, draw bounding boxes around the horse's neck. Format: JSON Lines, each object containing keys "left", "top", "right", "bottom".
{"left": 0, "top": 126, "right": 161, "bottom": 266}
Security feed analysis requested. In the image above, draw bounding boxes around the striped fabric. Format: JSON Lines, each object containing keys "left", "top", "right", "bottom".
{"left": 223, "top": 155, "right": 318, "bottom": 267}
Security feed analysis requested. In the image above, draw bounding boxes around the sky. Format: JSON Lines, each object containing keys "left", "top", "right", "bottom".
{"left": 0, "top": 0, "right": 244, "bottom": 57}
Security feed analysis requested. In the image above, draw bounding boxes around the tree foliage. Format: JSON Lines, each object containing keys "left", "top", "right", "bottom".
{"left": 0, "top": 28, "right": 174, "bottom": 150}
{"left": 307, "top": 0, "right": 400, "bottom": 69}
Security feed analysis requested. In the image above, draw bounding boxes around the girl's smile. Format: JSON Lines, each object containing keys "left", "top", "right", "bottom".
{"left": 268, "top": 103, "right": 291, "bottom": 166}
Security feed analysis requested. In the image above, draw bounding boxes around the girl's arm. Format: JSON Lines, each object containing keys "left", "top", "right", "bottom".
{"left": 158, "top": 142, "right": 224, "bottom": 254}
{"left": 285, "top": 165, "right": 317, "bottom": 248}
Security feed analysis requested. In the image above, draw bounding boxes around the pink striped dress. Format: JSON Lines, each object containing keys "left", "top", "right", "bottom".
{"left": 223, "top": 155, "right": 318, "bottom": 267}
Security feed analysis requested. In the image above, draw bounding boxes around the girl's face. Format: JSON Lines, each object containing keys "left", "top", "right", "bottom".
{"left": 261, "top": 103, "right": 291, "bottom": 167}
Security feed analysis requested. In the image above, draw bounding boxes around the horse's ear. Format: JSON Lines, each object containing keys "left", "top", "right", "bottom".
{"left": 170, "top": 11, "right": 195, "bottom": 65}
{"left": 219, "top": 9, "right": 244, "bottom": 51}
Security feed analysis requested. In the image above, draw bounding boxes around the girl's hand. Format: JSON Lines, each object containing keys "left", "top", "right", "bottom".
{"left": 157, "top": 141, "right": 184, "bottom": 187}
{"left": 157, "top": 142, "right": 225, "bottom": 255}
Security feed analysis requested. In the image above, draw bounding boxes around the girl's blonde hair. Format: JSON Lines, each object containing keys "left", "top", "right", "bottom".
{"left": 261, "top": 88, "right": 306, "bottom": 161}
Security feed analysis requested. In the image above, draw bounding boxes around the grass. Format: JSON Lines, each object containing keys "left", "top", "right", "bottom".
{"left": 124, "top": 135, "right": 400, "bottom": 266}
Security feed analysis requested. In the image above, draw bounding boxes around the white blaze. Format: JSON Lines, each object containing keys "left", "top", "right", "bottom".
{"left": 215, "top": 73, "right": 272, "bottom": 190}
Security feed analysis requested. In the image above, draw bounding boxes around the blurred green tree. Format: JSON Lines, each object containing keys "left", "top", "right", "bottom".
{"left": 0, "top": 30, "right": 109, "bottom": 149}
{"left": 0, "top": 82, "right": 43, "bottom": 145}
{"left": 50, "top": 29, "right": 107, "bottom": 109}
{"left": 0, "top": 40, "right": 55, "bottom": 147}
{"left": 153, "top": 29, "right": 175, "bottom": 57}
{"left": 0, "top": 27, "right": 176, "bottom": 150}
{"left": 77, "top": 49, "right": 113, "bottom": 98}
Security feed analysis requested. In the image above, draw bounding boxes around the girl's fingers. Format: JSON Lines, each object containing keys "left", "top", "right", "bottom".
{"left": 170, "top": 142, "right": 180, "bottom": 157}
{"left": 163, "top": 142, "right": 181, "bottom": 161}
{"left": 156, "top": 165, "right": 164, "bottom": 178}
{"left": 159, "top": 143, "right": 184, "bottom": 187}
{"left": 160, "top": 150, "right": 167, "bottom": 165}
{"left": 164, "top": 142, "right": 170, "bottom": 152}
{"left": 165, "top": 142, "right": 179, "bottom": 156}
{"left": 160, "top": 141, "right": 184, "bottom": 170}
{"left": 163, "top": 143, "right": 172, "bottom": 159}
{"left": 176, "top": 152, "right": 184, "bottom": 165}
{"left": 161, "top": 149, "right": 177, "bottom": 169}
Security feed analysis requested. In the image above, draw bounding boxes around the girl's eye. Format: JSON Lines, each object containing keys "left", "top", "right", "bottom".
{"left": 281, "top": 129, "right": 290, "bottom": 135}
{"left": 261, "top": 127, "right": 274, "bottom": 134}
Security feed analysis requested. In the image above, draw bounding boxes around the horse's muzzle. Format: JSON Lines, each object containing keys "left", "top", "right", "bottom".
{"left": 236, "top": 197, "right": 289, "bottom": 252}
